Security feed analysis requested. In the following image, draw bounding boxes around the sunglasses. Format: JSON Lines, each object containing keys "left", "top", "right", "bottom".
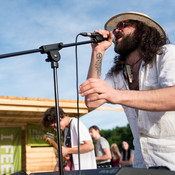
{"left": 113, "top": 21, "right": 131, "bottom": 33}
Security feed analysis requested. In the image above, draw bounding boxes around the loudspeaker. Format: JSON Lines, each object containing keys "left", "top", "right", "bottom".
{"left": 117, "top": 167, "right": 175, "bottom": 175}
{"left": 30, "top": 167, "right": 119, "bottom": 175}
{"left": 12, "top": 170, "right": 27, "bottom": 175}
{"left": 30, "top": 167, "right": 175, "bottom": 175}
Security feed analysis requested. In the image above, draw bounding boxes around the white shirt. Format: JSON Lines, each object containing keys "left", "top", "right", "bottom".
{"left": 105, "top": 44, "right": 175, "bottom": 170}
{"left": 64, "top": 118, "right": 97, "bottom": 170}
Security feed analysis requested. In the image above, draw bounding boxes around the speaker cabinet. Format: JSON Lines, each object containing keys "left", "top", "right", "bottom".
{"left": 12, "top": 170, "right": 27, "bottom": 175}
{"left": 117, "top": 167, "right": 175, "bottom": 175}
{"left": 30, "top": 167, "right": 175, "bottom": 175}
{"left": 30, "top": 167, "right": 119, "bottom": 175}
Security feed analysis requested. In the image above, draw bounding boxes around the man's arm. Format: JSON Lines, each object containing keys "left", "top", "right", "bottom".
{"left": 115, "top": 85, "right": 175, "bottom": 111}
{"left": 80, "top": 30, "right": 113, "bottom": 108}
{"left": 87, "top": 30, "right": 113, "bottom": 79}
{"left": 96, "top": 148, "right": 112, "bottom": 161}
{"left": 80, "top": 78, "right": 175, "bottom": 111}
{"left": 62, "top": 140, "right": 94, "bottom": 157}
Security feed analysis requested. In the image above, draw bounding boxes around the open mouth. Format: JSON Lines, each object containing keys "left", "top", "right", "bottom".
{"left": 116, "top": 33, "right": 123, "bottom": 41}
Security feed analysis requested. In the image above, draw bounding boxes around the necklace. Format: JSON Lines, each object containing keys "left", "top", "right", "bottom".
{"left": 125, "top": 58, "right": 142, "bottom": 83}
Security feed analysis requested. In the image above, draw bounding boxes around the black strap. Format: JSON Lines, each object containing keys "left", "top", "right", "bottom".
{"left": 65, "top": 119, "right": 72, "bottom": 147}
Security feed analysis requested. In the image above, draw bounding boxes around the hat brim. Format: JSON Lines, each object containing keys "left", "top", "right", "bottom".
{"left": 104, "top": 12, "right": 166, "bottom": 38}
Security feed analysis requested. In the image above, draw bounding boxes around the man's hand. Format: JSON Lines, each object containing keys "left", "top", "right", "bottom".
{"left": 62, "top": 146, "right": 69, "bottom": 157}
{"left": 91, "top": 30, "right": 113, "bottom": 52}
{"left": 79, "top": 78, "right": 119, "bottom": 108}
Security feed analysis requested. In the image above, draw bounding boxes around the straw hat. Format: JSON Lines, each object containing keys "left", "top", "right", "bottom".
{"left": 104, "top": 12, "right": 166, "bottom": 38}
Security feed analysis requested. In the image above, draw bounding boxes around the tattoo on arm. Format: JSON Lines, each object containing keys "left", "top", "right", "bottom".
{"left": 95, "top": 52, "right": 102, "bottom": 78}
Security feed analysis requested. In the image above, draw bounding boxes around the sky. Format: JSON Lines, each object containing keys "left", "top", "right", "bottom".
{"left": 0, "top": 0, "right": 175, "bottom": 130}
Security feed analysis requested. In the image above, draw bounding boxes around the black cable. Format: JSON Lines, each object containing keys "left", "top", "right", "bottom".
{"left": 75, "top": 33, "right": 81, "bottom": 175}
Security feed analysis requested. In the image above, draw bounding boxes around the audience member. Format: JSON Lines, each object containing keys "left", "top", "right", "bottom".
{"left": 120, "top": 141, "right": 134, "bottom": 167}
{"left": 89, "top": 125, "right": 112, "bottom": 168}
{"left": 111, "top": 143, "right": 121, "bottom": 167}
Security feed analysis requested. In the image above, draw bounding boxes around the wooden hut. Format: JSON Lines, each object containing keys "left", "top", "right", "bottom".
{"left": 0, "top": 96, "right": 123, "bottom": 174}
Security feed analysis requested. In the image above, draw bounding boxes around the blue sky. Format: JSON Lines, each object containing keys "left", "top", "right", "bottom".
{"left": 0, "top": 0, "right": 175, "bottom": 130}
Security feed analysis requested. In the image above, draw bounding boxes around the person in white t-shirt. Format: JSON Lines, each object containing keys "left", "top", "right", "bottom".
{"left": 42, "top": 107, "right": 97, "bottom": 171}
{"left": 79, "top": 11, "right": 175, "bottom": 170}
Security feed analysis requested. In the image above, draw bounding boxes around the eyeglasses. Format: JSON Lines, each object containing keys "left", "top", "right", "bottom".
{"left": 113, "top": 21, "right": 130, "bottom": 33}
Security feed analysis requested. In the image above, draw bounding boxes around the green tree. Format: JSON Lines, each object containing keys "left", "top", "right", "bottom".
{"left": 100, "top": 124, "right": 134, "bottom": 151}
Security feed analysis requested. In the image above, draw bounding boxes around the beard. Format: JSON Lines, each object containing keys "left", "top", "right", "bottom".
{"left": 114, "top": 30, "right": 140, "bottom": 57}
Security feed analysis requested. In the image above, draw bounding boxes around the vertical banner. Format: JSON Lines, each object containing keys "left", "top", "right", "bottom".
{"left": 0, "top": 127, "right": 21, "bottom": 175}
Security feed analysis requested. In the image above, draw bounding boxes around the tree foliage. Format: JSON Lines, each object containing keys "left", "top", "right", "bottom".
{"left": 100, "top": 124, "right": 134, "bottom": 151}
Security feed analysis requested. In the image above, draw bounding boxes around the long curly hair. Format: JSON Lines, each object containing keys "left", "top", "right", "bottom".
{"left": 108, "top": 20, "right": 169, "bottom": 75}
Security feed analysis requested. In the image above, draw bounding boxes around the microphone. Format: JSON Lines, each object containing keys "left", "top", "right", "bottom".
{"left": 80, "top": 32, "right": 109, "bottom": 43}
{"left": 80, "top": 32, "right": 115, "bottom": 43}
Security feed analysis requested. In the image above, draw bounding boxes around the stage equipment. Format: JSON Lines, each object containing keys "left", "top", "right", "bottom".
{"left": 30, "top": 167, "right": 175, "bottom": 175}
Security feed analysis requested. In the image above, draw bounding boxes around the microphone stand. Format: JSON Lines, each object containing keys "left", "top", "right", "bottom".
{"left": 0, "top": 38, "right": 99, "bottom": 175}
